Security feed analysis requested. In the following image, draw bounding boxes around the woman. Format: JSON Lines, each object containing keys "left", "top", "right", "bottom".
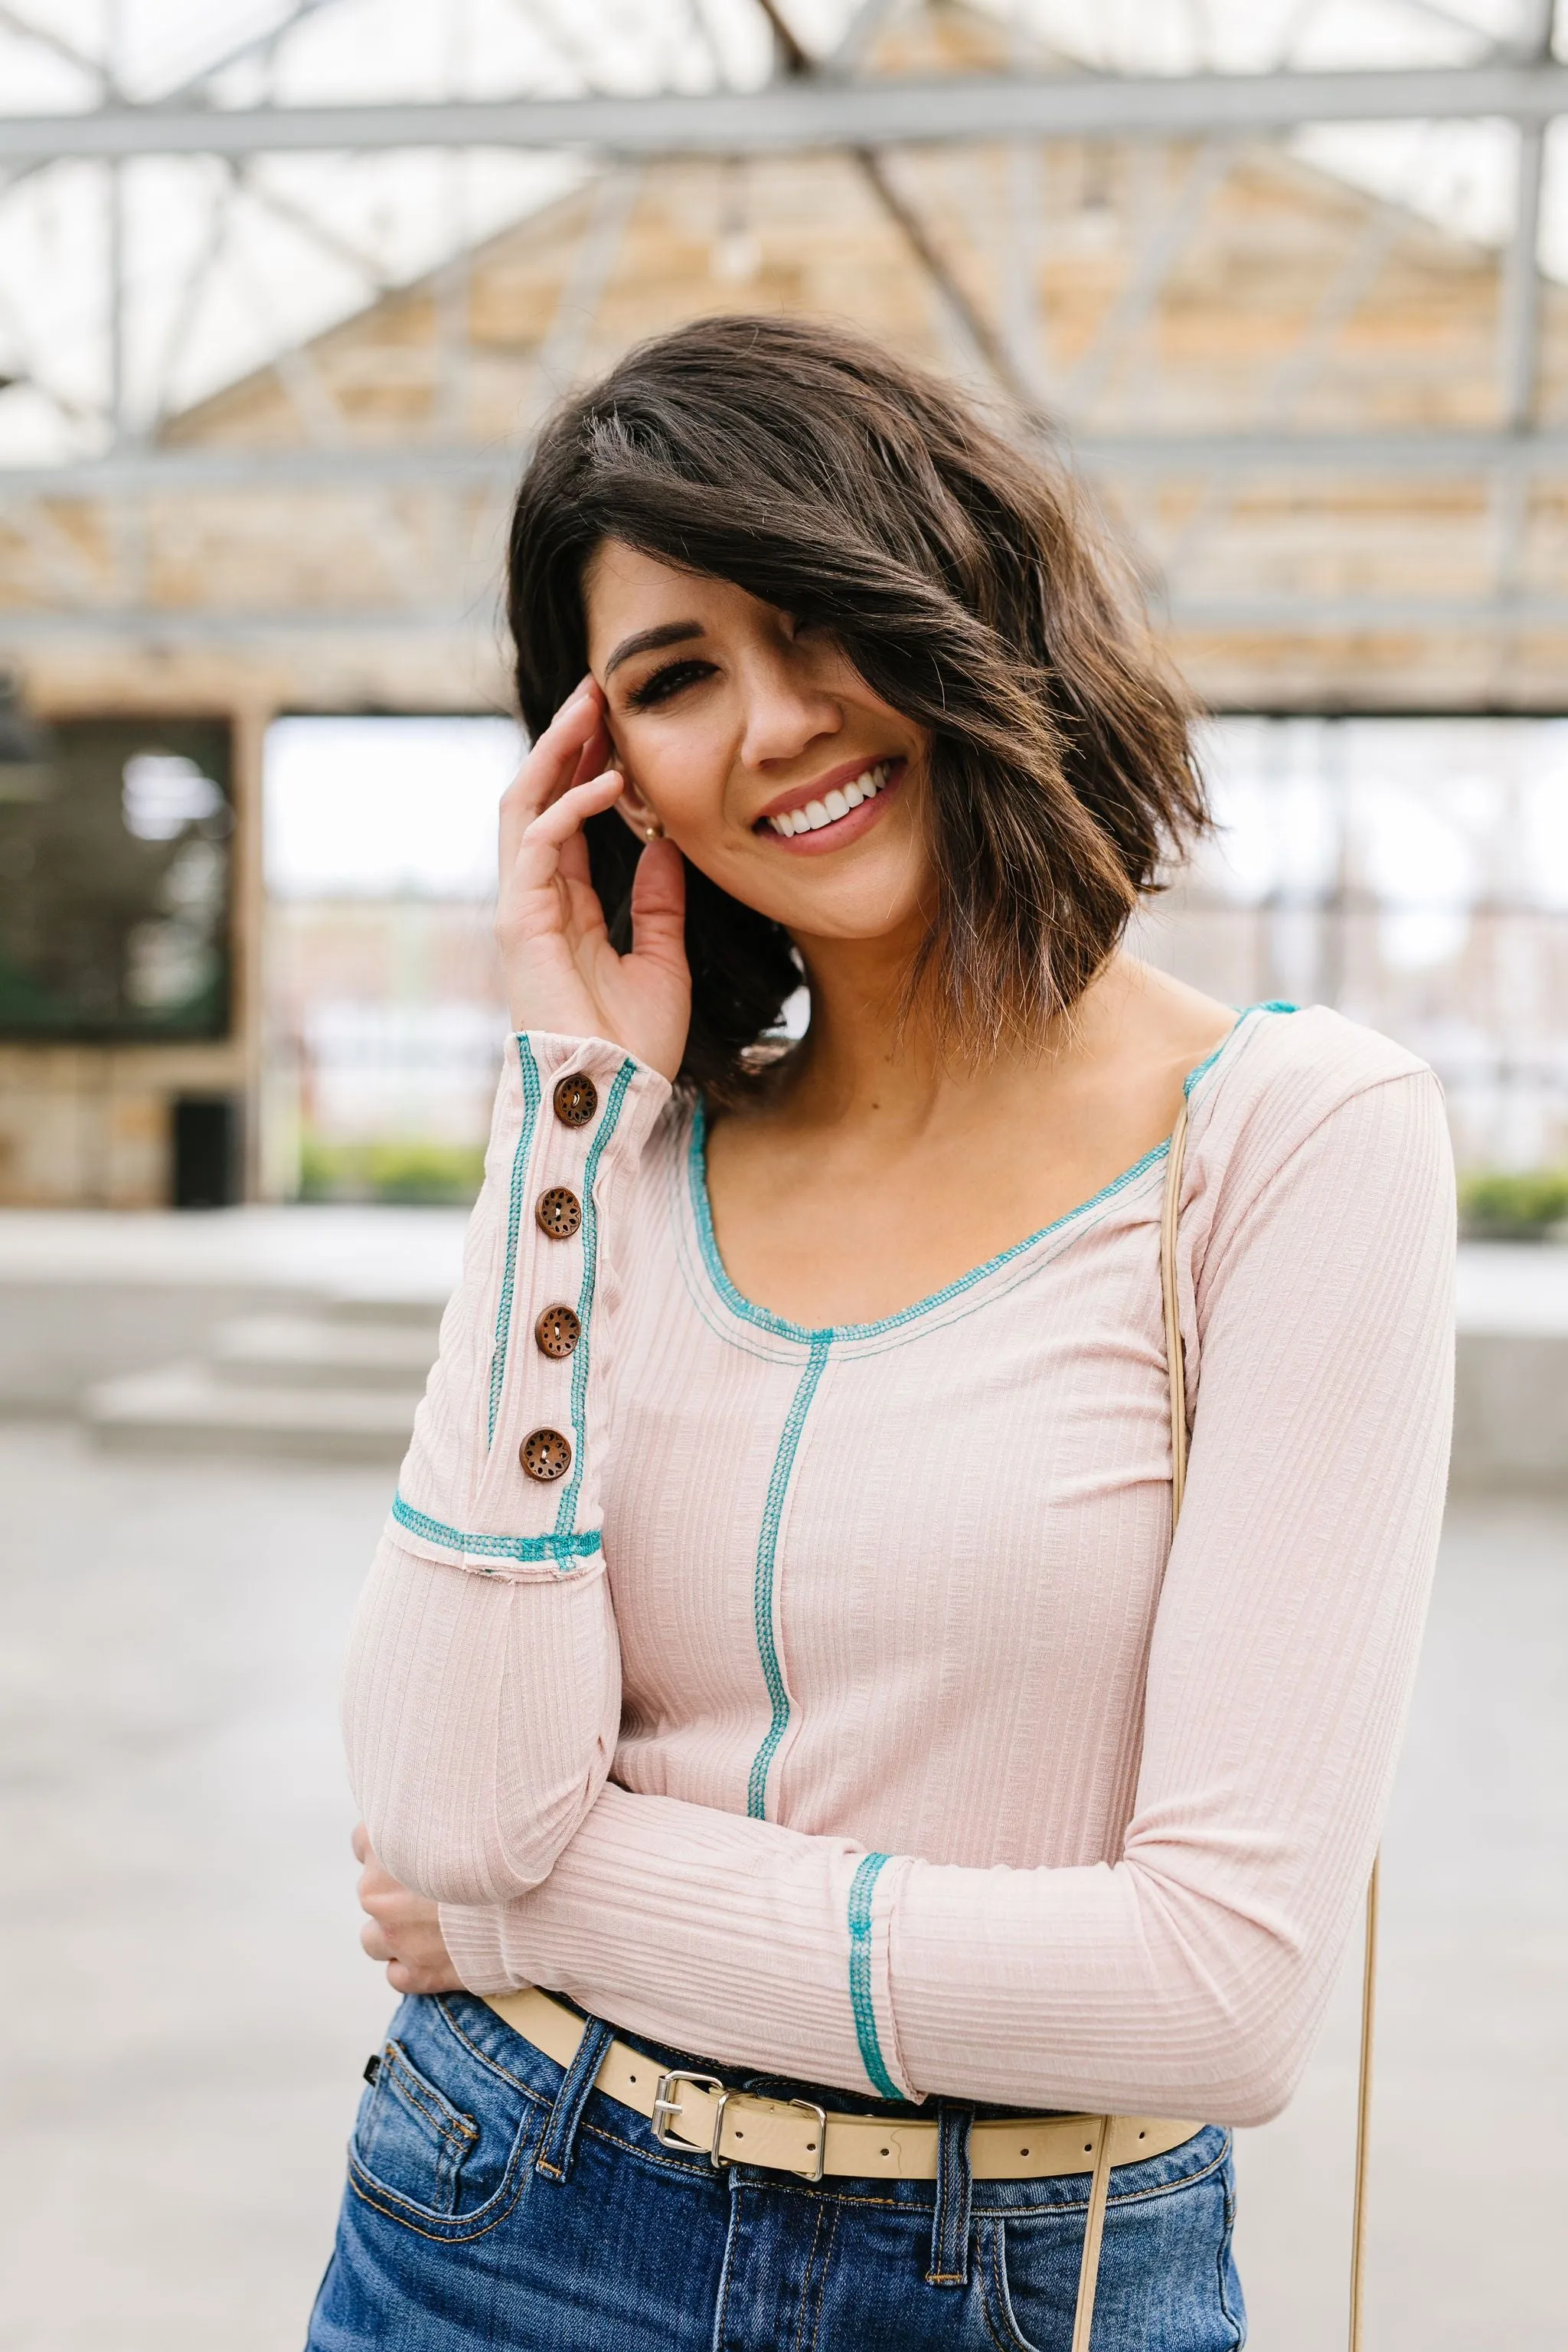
{"left": 310, "top": 317, "right": 1453, "bottom": 2351}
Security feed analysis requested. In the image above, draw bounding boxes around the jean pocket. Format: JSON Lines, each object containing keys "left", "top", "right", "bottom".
{"left": 354, "top": 2039, "right": 477, "bottom": 2217}
{"left": 349, "top": 1997, "right": 539, "bottom": 2236}
{"left": 978, "top": 2131, "right": 1244, "bottom": 2352}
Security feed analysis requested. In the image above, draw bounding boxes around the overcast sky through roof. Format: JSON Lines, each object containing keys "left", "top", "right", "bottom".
{"left": 0, "top": 0, "right": 1560, "bottom": 465}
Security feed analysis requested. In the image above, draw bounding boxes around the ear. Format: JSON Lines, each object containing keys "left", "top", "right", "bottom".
{"left": 612, "top": 769, "right": 665, "bottom": 844}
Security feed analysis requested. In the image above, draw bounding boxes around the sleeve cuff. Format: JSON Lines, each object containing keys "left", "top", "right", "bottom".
{"left": 848, "top": 1850, "right": 916, "bottom": 2101}
{"left": 390, "top": 1027, "right": 670, "bottom": 1576}
{"left": 439, "top": 1900, "right": 520, "bottom": 1996}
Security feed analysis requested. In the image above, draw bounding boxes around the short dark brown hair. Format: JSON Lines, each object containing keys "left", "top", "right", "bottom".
{"left": 507, "top": 314, "right": 1207, "bottom": 1095}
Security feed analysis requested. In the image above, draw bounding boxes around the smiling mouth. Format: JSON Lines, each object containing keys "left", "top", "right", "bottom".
{"left": 759, "top": 760, "right": 899, "bottom": 841}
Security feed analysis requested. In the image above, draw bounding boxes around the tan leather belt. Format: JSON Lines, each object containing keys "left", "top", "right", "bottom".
{"left": 482, "top": 1985, "right": 1200, "bottom": 2186}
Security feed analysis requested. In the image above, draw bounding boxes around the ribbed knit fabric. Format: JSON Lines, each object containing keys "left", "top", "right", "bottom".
{"left": 343, "top": 1004, "right": 1455, "bottom": 2128}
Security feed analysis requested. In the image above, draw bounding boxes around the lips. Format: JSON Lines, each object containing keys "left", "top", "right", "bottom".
{"left": 753, "top": 756, "right": 905, "bottom": 852}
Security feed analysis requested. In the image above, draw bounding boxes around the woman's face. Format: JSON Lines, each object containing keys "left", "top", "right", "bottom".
{"left": 583, "top": 540, "right": 933, "bottom": 945}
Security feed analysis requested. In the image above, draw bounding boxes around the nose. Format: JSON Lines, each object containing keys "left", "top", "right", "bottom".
{"left": 736, "top": 643, "right": 843, "bottom": 772}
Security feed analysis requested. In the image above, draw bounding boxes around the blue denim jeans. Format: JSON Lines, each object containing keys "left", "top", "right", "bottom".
{"left": 307, "top": 1993, "right": 1245, "bottom": 2350}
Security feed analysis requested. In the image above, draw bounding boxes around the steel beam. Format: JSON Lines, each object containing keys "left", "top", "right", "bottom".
{"left": 1075, "top": 428, "right": 1568, "bottom": 473}
{"left": 0, "top": 605, "right": 488, "bottom": 639}
{"left": 11, "top": 426, "right": 1568, "bottom": 498}
{"left": 9, "top": 589, "right": 1568, "bottom": 642}
{"left": 9, "top": 62, "right": 1568, "bottom": 164}
{"left": 1164, "top": 590, "right": 1568, "bottom": 628}
{"left": 1065, "top": 139, "right": 1237, "bottom": 409}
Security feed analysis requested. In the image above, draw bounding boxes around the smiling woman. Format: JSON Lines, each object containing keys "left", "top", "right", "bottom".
{"left": 310, "top": 318, "right": 1455, "bottom": 2352}
{"left": 506, "top": 315, "right": 1204, "bottom": 1096}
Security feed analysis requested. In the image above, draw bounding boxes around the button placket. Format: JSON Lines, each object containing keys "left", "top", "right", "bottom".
{"left": 525, "top": 1071, "right": 593, "bottom": 1494}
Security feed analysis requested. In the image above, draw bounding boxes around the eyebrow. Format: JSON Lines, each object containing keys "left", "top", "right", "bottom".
{"left": 602, "top": 620, "right": 706, "bottom": 680}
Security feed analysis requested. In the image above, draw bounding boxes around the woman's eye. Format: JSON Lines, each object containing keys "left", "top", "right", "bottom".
{"left": 625, "top": 658, "right": 714, "bottom": 710}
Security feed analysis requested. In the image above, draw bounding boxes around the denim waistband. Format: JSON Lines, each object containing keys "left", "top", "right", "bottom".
{"left": 432, "top": 1991, "right": 1226, "bottom": 2222}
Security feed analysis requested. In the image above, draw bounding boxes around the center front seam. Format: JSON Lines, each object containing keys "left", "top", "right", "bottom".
{"left": 746, "top": 1336, "right": 830, "bottom": 1820}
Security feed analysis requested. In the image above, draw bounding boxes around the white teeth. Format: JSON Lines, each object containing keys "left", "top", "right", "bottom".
{"left": 766, "top": 762, "right": 895, "bottom": 838}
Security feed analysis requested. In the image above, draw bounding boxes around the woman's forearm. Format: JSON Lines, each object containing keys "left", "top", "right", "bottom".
{"left": 436, "top": 1784, "right": 1325, "bottom": 2127}
{"left": 343, "top": 1027, "right": 668, "bottom": 1902}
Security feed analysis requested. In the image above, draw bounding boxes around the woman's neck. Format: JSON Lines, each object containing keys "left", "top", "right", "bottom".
{"left": 782, "top": 923, "right": 1103, "bottom": 1144}
{"left": 706, "top": 942, "right": 1236, "bottom": 1328}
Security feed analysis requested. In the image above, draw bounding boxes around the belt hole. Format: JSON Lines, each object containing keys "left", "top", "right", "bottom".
{"left": 1138, "top": 2129, "right": 1146, "bottom": 2140}
{"left": 1019, "top": 2145, "right": 1029, "bottom": 2157}
{"left": 880, "top": 2144, "right": 890, "bottom": 2156}
{"left": 805, "top": 2139, "right": 817, "bottom": 2152}
{"left": 1083, "top": 2141, "right": 1093, "bottom": 2153}
{"left": 736, "top": 2130, "right": 744, "bottom": 2140}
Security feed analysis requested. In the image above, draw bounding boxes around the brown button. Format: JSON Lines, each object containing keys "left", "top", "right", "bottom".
{"left": 535, "top": 1302, "right": 582, "bottom": 1359}
{"left": 535, "top": 1186, "right": 581, "bottom": 1240}
{"left": 520, "top": 1427, "right": 572, "bottom": 1481}
{"left": 553, "top": 1073, "right": 598, "bottom": 1128}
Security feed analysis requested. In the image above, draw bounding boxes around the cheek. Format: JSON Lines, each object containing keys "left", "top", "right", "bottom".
{"left": 620, "top": 716, "right": 732, "bottom": 834}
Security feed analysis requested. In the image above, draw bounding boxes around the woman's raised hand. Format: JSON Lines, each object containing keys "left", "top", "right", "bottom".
{"left": 495, "top": 678, "right": 690, "bottom": 1081}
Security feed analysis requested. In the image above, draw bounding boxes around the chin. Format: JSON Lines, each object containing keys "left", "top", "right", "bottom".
{"left": 753, "top": 857, "right": 929, "bottom": 943}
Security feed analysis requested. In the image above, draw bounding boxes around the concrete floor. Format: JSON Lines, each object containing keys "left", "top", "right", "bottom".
{"left": 0, "top": 1424, "right": 1563, "bottom": 2352}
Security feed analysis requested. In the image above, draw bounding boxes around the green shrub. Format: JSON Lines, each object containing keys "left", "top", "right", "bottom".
{"left": 1459, "top": 1168, "right": 1568, "bottom": 1239}
{"left": 298, "top": 1138, "right": 485, "bottom": 1206}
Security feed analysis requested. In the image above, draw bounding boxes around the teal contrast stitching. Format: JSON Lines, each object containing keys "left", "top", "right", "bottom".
{"left": 847, "top": 1853, "right": 900, "bottom": 2099}
{"left": 686, "top": 1000, "right": 1298, "bottom": 1348}
{"left": 689, "top": 1107, "right": 1167, "bottom": 1348}
{"left": 487, "top": 1037, "right": 541, "bottom": 1448}
{"left": 1182, "top": 1000, "right": 1294, "bottom": 1100}
{"left": 746, "top": 1337, "right": 829, "bottom": 1818}
{"left": 391, "top": 1493, "right": 601, "bottom": 1569}
{"left": 554, "top": 1057, "right": 638, "bottom": 1540}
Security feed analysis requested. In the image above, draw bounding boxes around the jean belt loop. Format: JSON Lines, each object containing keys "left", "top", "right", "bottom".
{"left": 535, "top": 2014, "right": 615, "bottom": 2183}
{"left": 927, "top": 2100, "right": 975, "bottom": 2288}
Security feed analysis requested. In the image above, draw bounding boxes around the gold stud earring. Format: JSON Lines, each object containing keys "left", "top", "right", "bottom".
{"left": 644, "top": 820, "right": 664, "bottom": 841}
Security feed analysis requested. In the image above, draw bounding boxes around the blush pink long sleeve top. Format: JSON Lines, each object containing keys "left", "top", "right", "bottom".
{"left": 343, "top": 1001, "right": 1455, "bottom": 2128}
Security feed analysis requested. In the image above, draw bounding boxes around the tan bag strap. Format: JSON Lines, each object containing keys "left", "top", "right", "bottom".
{"left": 1070, "top": 1095, "right": 1378, "bottom": 2352}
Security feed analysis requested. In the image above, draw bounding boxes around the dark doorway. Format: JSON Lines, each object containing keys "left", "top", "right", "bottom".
{"left": 172, "top": 1095, "right": 240, "bottom": 1209}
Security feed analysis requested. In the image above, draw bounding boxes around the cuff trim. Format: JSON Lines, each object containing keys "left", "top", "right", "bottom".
{"left": 391, "top": 1491, "right": 602, "bottom": 1570}
{"left": 847, "top": 1851, "right": 901, "bottom": 2101}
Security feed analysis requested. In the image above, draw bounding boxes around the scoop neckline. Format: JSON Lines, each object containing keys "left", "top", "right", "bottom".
{"left": 686, "top": 1000, "right": 1294, "bottom": 1348}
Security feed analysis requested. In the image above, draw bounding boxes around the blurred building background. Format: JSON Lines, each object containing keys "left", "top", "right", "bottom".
{"left": 2, "top": 9, "right": 1566, "bottom": 2352}
{"left": 5, "top": 0, "right": 1568, "bottom": 1205}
